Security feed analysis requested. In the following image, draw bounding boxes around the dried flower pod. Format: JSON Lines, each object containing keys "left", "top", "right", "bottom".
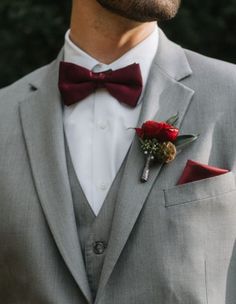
{"left": 162, "top": 141, "right": 177, "bottom": 163}
{"left": 151, "top": 141, "right": 177, "bottom": 163}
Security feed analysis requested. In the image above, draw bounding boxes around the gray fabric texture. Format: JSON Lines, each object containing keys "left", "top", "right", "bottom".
{"left": 1, "top": 29, "right": 236, "bottom": 303}
{"left": 65, "top": 138, "right": 125, "bottom": 299}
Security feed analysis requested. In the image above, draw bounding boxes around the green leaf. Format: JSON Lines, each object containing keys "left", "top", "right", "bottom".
{"left": 175, "top": 134, "right": 199, "bottom": 150}
{"left": 139, "top": 138, "right": 145, "bottom": 145}
{"left": 166, "top": 113, "right": 179, "bottom": 126}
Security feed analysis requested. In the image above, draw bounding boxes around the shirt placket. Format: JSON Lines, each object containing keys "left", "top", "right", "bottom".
{"left": 92, "top": 64, "right": 111, "bottom": 215}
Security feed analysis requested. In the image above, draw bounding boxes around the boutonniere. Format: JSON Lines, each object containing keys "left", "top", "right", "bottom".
{"left": 135, "top": 114, "right": 199, "bottom": 182}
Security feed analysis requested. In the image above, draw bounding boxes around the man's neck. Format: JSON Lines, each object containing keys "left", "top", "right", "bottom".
{"left": 70, "top": 0, "right": 156, "bottom": 64}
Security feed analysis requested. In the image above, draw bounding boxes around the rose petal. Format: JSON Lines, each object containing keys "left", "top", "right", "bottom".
{"left": 135, "top": 128, "right": 144, "bottom": 138}
{"left": 140, "top": 121, "right": 179, "bottom": 141}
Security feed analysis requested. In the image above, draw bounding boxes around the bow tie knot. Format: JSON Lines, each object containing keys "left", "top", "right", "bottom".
{"left": 90, "top": 70, "right": 109, "bottom": 80}
{"left": 58, "top": 62, "right": 143, "bottom": 108}
{"left": 90, "top": 70, "right": 111, "bottom": 88}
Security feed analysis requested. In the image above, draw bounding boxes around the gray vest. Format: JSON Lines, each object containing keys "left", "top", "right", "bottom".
{"left": 65, "top": 141, "right": 126, "bottom": 299}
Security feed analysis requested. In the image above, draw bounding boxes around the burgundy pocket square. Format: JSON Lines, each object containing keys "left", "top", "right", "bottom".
{"left": 177, "top": 160, "right": 229, "bottom": 185}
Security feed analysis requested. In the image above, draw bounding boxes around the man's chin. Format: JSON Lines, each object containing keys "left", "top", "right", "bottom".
{"left": 96, "top": 0, "right": 181, "bottom": 23}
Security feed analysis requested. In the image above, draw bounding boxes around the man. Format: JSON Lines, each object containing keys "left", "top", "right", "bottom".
{"left": 1, "top": 0, "right": 236, "bottom": 303}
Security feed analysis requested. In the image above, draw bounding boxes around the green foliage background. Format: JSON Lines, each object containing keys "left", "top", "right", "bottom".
{"left": 0, "top": 0, "right": 235, "bottom": 88}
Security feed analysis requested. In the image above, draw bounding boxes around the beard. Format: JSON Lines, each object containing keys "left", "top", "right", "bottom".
{"left": 96, "top": 0, "right": 181, "bottom": 22}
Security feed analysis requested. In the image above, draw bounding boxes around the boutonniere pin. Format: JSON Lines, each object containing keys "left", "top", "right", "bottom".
{"left": 135, "top": 113, "right": 199, "bottom": 182}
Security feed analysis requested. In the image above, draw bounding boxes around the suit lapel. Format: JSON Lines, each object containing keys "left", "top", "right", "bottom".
{"left": 19, "top": 53, "right": 92, "bottom": 303}
{"left": 96, "top": 29, "right": 195, "bottom": 302}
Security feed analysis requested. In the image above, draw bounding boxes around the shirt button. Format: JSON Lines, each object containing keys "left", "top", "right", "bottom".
{"left": 98, "top": 121, "right": 108, "bottom": 130}
{"left": 93, "top": 241, "right": 106, "bottom": 255}
{"left": 93, "top": 63, "right": 106, "bottom": 73}
{"left": 99, "top": 183, "right": 108, "bottom": 191}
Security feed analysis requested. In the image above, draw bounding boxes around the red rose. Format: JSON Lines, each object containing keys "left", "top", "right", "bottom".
{"left": 135, "top": 121, "right": 179, "bottom": 142}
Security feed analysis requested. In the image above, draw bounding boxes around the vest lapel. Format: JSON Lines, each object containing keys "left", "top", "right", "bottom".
{"left": 19, "top": 52, "right": 93, "bottom": 303}
{"left": 96, "top": 30, "right": 195, "bottom": 302}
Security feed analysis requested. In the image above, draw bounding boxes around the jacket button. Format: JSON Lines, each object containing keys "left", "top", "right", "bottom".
{"left": 93, "top": 241, "right": 106, "bottom": 255}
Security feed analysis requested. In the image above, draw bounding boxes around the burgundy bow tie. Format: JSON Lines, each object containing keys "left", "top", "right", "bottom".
{"left": 58, "top": 61, "right": 143, "bottom": 108}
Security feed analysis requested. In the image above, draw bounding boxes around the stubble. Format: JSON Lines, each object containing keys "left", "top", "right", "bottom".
{"left": 96, "top": 0, "right": 181, "bottom": 22}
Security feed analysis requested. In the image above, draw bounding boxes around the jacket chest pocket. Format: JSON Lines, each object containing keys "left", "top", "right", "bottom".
{"left": 163, "top": 172, "right": 236, "bottom": 207}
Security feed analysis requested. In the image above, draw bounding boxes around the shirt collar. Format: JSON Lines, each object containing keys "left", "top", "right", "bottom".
{"left": 64, "top": 25, "right": 159, "bottom": 90}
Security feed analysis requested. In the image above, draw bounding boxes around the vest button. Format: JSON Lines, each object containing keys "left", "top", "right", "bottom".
{"left": 93, "top": 241, "right": 106, "bottom": 255}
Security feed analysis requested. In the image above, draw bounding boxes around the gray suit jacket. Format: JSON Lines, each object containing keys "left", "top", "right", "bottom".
{"left": 1, "top": 29, "right": 236, "bottom": 304}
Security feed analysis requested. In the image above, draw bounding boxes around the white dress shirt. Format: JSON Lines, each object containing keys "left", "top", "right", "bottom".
{"left": 63, "top": 26, "right": 159, "bottom": 215}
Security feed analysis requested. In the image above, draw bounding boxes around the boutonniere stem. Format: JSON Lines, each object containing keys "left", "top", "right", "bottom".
{"left": 135, "top": 114, "right": 199, "bottom": 182}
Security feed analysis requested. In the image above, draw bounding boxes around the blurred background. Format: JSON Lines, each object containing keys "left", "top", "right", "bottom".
{"left": 0, "top": 0, "right": 235, "bottom": 88}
